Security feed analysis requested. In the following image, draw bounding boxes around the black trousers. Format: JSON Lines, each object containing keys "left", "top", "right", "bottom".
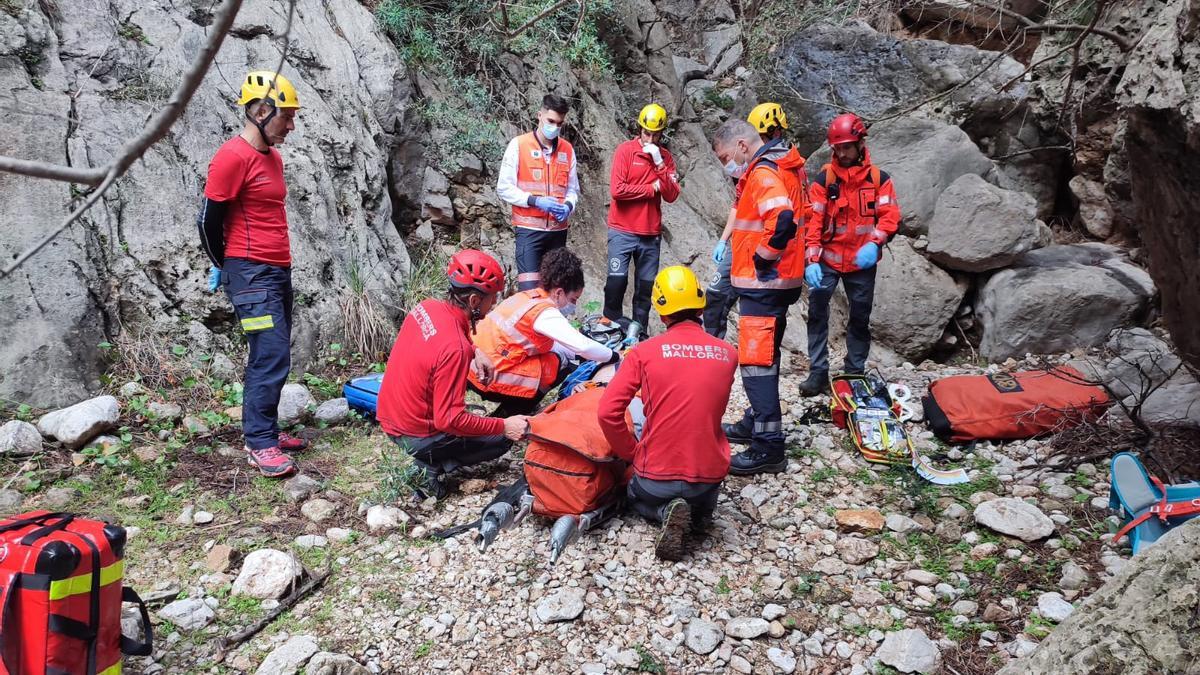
{"left": 627, "top": 475, "right": 721, "bottom": 523}
{"left": 389, "top": 433, "right": 511, "bottom": 476}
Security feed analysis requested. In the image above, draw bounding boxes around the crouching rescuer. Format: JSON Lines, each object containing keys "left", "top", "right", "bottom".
{"left": 376, "top": 250, "right": 530, "bottom": 500}
{"left": 598, "top": 266, "right": 737, "bottom": 561}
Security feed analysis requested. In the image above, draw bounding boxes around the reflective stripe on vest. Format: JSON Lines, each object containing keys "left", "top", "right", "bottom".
{"left": 470, "top": 289, "right": 557, "bottom": 397}
{"left": 730, "top": 273, "right": 805, "bottom": 290}
{"left": 510, "top": 133, "right": 574, "bottom": 232}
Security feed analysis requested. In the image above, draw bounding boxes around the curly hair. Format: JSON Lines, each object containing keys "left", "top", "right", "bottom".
{"left": 539, "top": 247, "right": 585, "bottom": 294}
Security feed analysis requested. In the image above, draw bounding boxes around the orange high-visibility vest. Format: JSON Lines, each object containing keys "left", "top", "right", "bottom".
{"left": 510, "top": 133, "right": 574, "bottom": 232}
{"left": 730, "top": 160, "right": 805, "bottom": 291}
{"left": 469, "top": 289, "right": 561, "bottom": 398}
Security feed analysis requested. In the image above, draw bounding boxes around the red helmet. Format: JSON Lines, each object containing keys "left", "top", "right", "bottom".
{"left": 827, "top": 113, "right": 868, "bottom": 146}
{"left": 447, "top": 249, "right": 505, "bottom": 294}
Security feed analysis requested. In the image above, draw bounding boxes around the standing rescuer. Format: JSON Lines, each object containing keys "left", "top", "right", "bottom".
{"left": 604, "top": 103, "right": 680, "bottom": 338}
{"left": 496, "top": 94, "right": 580, "bottom": 291}
{"left": 376, "top": 250, "right": 530, "bottom": 500}
{"left": 801, "top": 113, "right": 901, "bottom": 396}
{"left": 598, "top": 265, "right": 736, "bottom": 561}
{"left": 198, "top": 70, "right": 306, "bottom": 478}
{"left": 710, "top": 119, "right": 807, "bottom": 475}
{"left": 705, "top": 103, "right": 807, "bottom": 340}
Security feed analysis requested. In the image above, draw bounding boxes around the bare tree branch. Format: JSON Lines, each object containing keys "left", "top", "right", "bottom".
{"left": 0, "top": 0, "right": 246, "bottom": 280}
{"left": 504, "top": 0, "right": 574, "bottom": 40}
{"left": 962, "top": 0, "right": 1133, "bottom": 51}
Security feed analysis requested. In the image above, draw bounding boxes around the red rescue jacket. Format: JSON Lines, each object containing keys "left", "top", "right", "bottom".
{"left": 597, "top": 320, "right": 737, "bottom": 483}
{"left": 805, "top": 149, "right": 901, "bottom": 273}
{"left": 377, "top": 299, "right": 504, "bottom": 438}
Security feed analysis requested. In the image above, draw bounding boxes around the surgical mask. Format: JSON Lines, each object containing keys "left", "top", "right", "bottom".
{"left": 724, "top": 159, "right": 747, "bottom": 179}
{"left": 560, "top": 302, "right": 577, "bottom": 317}
{"left": 541, "top": 122, "right": 560, "bottom": 140}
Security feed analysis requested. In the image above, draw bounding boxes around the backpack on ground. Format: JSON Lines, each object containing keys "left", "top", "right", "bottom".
{"left": 922, "top": 367, "right": 1111, "bottom": 442}
{"left": 343, "top": 373, "right": 383, "bottom": 417}
{"left": 0, "top": 511, "right": 152, "bottom": 675}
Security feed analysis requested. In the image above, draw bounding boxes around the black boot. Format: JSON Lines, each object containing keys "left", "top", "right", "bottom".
{"left": 655, "top": 498, "right": 691, "bottom": 561}
{"left": 798, "top": 370, "right": 829, "bottom": 397}
{"left": 722, "top": 420, "right": 753, "bottom": 445}
{"left": 729, "top": 447, "right": 787, "bottom": 475}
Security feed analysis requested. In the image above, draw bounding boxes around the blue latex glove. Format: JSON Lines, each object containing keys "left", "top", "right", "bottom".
{"left": 548, "top": 202, "right": 571, "bottom": 223}
{"left": 621, "top": 335, "right": 637, "bottom": 347}
{"left": 712, "top": 239, "right": 729, "bottom": 264}
{"left": 804, "top": 263, "right": 823, "bottom": 287}
{"left": 533, "top": 196, "right": 558, "bottom": 214}
{"left": 855, "top": 242, "right": 880, "bottom": 269}
{"left": 207, "top": 265, "right": 222, "bottom": 293}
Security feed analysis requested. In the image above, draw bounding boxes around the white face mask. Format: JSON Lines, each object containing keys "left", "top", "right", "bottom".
{"left": 541, "top": 121, "right": 560, "bottom": 140}
{"left": 560, "top": 302, "right": 577, "bottom": 317}
{"left": 724, "top": 159, "right": 747, "bottom": 179}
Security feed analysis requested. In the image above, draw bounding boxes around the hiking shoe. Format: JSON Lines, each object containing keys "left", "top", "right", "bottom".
{"left": 842, "top": 366, "right": 865, "bottom": 376}
{"left": 278, "top": 432, "right": 309, "bottom": 452}
{"left": 405, "top": 462, "right": 448, "bottom": 501}
{"left": 729, "top": 448, "right": 787, "bottom": 475}
{"left": 722, "top": 421, "right": 753, "bottom": 445}
{"left": 655, "top": 499, "right": 691, "bottom": 561}
{"left": 245, "top": 446, "right": 297, "bottom": 478}
{"left": 798, "top": 371, "right": 829, "bottom": 397}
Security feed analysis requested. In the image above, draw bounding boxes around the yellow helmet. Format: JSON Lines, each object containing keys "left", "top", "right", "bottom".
{"left": 652, "top": 265, "right": 706, "bottom": 316}
{"left": 638, "top": 103, "right": 668, "bottom": 132}
{"left": 237, "top": 71, "right": 300, "bottom": 109}
{"left": 747, "top": 102, "right": 788, "bottom": 133}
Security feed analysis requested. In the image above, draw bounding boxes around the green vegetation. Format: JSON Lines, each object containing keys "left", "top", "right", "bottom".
{"left": 374, "top": 0, "right": 617, "bottom": 171}
{"left": 811, "top": 466, "right": 840, "bottom": 483}
{"left": 117, "top": 20, "right": 151, "bottom": 44}
{"left": 701, "top": 87, "right": 735, "bottom": 111}
{"left": 413, "top": 639, "right": 434, "bottom": 659}
{"left": 634, "top": 644, "right": 665, "bottom": 674}
{"left": 715, "top": 575, "right": 731, "bottom": 595}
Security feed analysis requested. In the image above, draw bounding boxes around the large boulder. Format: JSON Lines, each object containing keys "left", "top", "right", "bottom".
{"left": 807, "top": 118, "right": 996, "bottom": 236}
{"left": 776, "top": 21, "right": 1027, "bottom": 155}
{"left": 0, "top": 0, "right": 413, "bottom": 408}
{"left": 978, "top": 244, "right": 1156, "bottom": 361}
{"left": 36, "top": 395, "right": 119, "bottom": 450}
{"left": 1119, "top": 0, "right": 1200, "bottom": 374}
{"left": 998, "top": 518, "right": 1200, "bottom": 675}
{"left": 926, "top": 174, "right": 1049, "bottom": 272}
{"left": 871, "top": 236, "right": 965, "bottom": 361}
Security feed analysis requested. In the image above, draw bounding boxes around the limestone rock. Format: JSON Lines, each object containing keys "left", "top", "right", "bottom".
{"left": 978, "top": 244, "right": 1155, "bottom": 361}
{"left": 836, "top": 537, "right": 880, "bottom": 565}
{"left": 724, "top": 616, "right": 770, "bottom": 639}
{"left": 926, "top": 174, "right": 1047, "bottom": 272}
{"left": 998, "top": 519, "right": 1200, "bottom": 675}
{"left": 685, "top": 618, "right": 723, "bottom": 654}
{"left": 876, "top": 628, "right": 942, "bottom": 673}
{"left": 835, "top": 508, "right": 885, "bottom": 533}
{"left": 974, "top": 498, "right": 1055, "bottom": 541}
{"left": 314, "top": 398, "right": 350, "bottom": 425}
{"left": 301, "top": 498, "right": 338, "bottom": 523}
{"left": 0, "top": 420, "right": 42, "bottom": 456}
{"left": 366, "top": 505, "right": 410, "bottom": 533}
{"left": 1070, "top": 175, "right": 1115, "bottom": 239}
{"left": 256, "top": 635, "right": 320, "bottom": 675}
{"left": 277, "top": 384, "right": 315, "bottom": 425}
{"left": 1037, "top": 592, "right": 1075, "bottom": 623}
{"left": 206, "top": 544, "right": 239, "bottom": 573}
{"left": 157, "top": 598, "right": 215, "bottom": 631}
{"left": 36, "top": 396, "right": 119, "bottom": 450}
{"left": 284, "top": 474, "right": 322, "bottom": 503}
{"left": 870, "top": 235, "right": 965, "bottom": 360}
{"left": 232, "top": 549, "right": 304, "bottom": 599}
{"left": 535, "top": 587, "right": 585, "bottom": 623}
{"left": 0, "top": 489, "right": 24, "bottom": 515}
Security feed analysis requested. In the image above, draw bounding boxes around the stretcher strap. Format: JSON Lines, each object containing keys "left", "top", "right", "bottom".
{"left": 1113, "top": 474, "right": 1200, "bottom": 545}
{"left": 119, "top": 587, "right": 153, "bottom": 657}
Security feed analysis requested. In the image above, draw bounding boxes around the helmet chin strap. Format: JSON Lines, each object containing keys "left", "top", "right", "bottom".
{"left": 250, "top": 102, "right": 279, "bottom": 147}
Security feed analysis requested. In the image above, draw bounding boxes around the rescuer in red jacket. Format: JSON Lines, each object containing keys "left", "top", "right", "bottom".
{"left": 376, "top": 250, "right": 530, "bottom": 499}
{"left": 598, "top": 266, "right": 736, "bottom": 561}
{"left": 800, "top": 113, "right": 901, "bottom": 396}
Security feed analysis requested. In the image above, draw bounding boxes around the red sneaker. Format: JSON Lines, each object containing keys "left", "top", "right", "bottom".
{"left": 278, "top": 432, "right": 309, "bottom": 452}
{"left": 245, "top": 446, "right": 297, "bottom": 478}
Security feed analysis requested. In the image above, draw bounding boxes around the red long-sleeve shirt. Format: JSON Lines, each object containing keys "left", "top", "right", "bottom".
{"left": 597, "top": 320, "right": 736, "bottom": 483}
{"left": 377, "top": 299, "right": 504, "bottom": 438}
{"left": 607, "top": 139, "right": 680, "bottom": 236}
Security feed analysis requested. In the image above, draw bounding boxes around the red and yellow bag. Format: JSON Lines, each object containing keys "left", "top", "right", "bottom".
{"left": 524, "top": 388, "right": 633, "bottom": 518}
{"left": 922, "top": 367, "right": 1111, "bottom": 442}
{"left": 0, "top": 511, "right": 152, "bottom": 675}
{"left": 829, "top": 374, "right": 901, "bottom": 430}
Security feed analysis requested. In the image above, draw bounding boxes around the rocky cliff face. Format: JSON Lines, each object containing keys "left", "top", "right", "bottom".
{"left": 1119, "top": 0, "right": 1200, "bottom": 374}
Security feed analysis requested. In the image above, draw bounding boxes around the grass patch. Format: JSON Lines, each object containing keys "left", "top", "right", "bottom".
{"left": 635, "top": 644, "right": 665, "bottom": 674}
{"left": 715, "top": 575, "right": 731, "bottom": 595}
{"left": 811, "top": 467, "right": 839, "bottom": 483}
